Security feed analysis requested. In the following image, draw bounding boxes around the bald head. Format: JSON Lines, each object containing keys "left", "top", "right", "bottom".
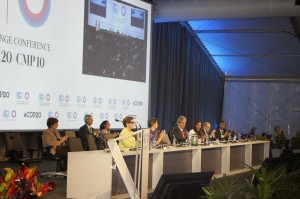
{"left": 203, "top": 122, "right": 211, "bottom": 132}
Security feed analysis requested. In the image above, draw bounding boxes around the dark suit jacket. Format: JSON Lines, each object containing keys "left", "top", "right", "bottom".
{"left": 78, "top": 124, "right": 91, "bottom": 151}
{"left": 172, "top": 126, "right": 188, "bottom": 143}
{"left": 215, "top": 128, "right": 228, "bottom": 140}
{"left": 78, "top": 125, "right": 107, "bottom": 151}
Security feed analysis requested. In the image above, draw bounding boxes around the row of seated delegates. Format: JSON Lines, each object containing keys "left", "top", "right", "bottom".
{"left": 99, "top": 120, "right": 119, "bottom": 141}
{"left": 77, "top": 114, "right": 107, "bottom": 151}
{"left": 148, "top": 118, "right": 167, "bottom": 146}
{"left": 118, "top": 116, "right": 136, "bottom": 149}
{"left": 42, "top": 117, "right": 69, "bottom": 171}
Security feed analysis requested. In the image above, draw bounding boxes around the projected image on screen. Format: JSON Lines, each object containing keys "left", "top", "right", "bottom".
{"left": 131, "top": 9, "right": 145, "bottom": 29}
{"left": 90, "top": 0, "right": 107, "bottom": 17}
{"left": 82, "top": 0, "right": 147, "bottom": 82}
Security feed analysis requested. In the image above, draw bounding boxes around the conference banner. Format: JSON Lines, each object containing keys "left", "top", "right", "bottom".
{"left": 0, "top": 0, "right": 152, "bottom": 130}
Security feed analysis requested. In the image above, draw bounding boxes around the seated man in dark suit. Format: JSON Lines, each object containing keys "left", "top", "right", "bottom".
{"left": 78, "top": 114, "right": 107, "bottom": 150}
{"left": 172, "top": 116, "right": 189, "bottom": 143}
{"left": 213, "top": 120, "right": 231, "bottom": 140}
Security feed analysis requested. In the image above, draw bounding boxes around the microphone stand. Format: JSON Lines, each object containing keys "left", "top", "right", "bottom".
{"left": 115, "top": 118, "right": 142, "bottom": 198}
{"left": 134, "top": 121, "right": 142, "bottom": 199}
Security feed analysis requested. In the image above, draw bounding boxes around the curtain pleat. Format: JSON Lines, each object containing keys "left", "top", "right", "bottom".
{"left": 151, "top": 22, "right": 225, "bottom": 130}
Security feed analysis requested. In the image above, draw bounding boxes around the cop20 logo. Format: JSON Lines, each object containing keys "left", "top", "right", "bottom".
{"left": 18, "top": 0, "right": 51, "bottom": 27}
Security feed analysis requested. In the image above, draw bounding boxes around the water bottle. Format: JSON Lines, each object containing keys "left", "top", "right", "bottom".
{"left": 173, "top": 135, "right": 176, "bottom": 146}
{"left": 205, "top": 133, "right": 209, "bottom": 145}
{"left": 152, "top": 138, "right": 157, "bottom": 148}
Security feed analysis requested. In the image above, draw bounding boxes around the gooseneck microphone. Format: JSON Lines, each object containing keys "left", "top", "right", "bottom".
{"left": 135, "top": 121, "right": 142, "bottom": 130}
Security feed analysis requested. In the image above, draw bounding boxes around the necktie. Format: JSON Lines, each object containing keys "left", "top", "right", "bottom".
{"left": 89, "top": 127, "right": 93, "bottom": 134}
{"left": 181, "top": 130, "right": 185, "bottom": 138}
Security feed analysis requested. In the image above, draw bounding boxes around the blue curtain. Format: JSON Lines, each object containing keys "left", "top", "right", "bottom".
{"left": 151, "top": 22, "right": 225, "bottom": 131}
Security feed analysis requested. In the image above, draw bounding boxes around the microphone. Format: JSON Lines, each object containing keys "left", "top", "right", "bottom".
{"left": 96, "top": 134, "right": 110, "bottom": 150}
{"left": 115, "top": 119, "right": 122, "bottom": 122}
{"left": 135, "top": 121, "right": 142, "bottom": 130}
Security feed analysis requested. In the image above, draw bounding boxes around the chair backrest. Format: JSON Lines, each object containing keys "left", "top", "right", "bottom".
{"left": 64, "top": 130, "right": 76, "bottom": 138}
{"left": 37, "top": 135, "right": 47, "bottom": 157}
{"left": 86, "top": 134, "right": 97, "bottom": 151}
{"left": 4, "top": 132, "right": 24, "bottom": 158}
{"left": 104, "top": 133, "right": 116, "bottom": 140}
{"left": 68, "top": 137, "right": 84, "bottom": 152}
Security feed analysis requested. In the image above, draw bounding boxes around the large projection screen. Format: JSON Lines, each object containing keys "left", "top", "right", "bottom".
{"left": 0, "top": 0, "right": 152, "bottom": 131}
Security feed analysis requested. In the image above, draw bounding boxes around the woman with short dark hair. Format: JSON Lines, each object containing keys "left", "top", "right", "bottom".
{"left": 118, "top": 116, "right": 136, "bottom": 148}
{"left": 148, "top": 117, "right": 167, "bottom": 146}
{"left": 42, "top": 117, "right": 69, "bottom": 171}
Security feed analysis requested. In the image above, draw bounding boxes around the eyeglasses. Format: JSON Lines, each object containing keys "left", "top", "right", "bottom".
{"left": 129, "top": 122, "right": 135, "bottom": 124}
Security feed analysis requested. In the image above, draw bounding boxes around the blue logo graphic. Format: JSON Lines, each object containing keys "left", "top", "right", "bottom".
{"left": 39, "top": 93, "right": 50, "bottom": 102}
{"left": 113, "top": 3, "right": 119, "bottom": 14}
{"left": 114, "top": 113, "right": 122, "bottom": 120}
{"left": 3, "top": 110, "right": 9, "bottom": 118}
{"left": 59, "top": 95, "right": 64, "bottom": 102}
{"left": 2, "top": 110, "right": 16, "bottom": 119}
{"left": 100, "top": 113, "right": 109, "bottom": 119}
{"left": 39, "top": 93, "right": 44, "bottom": 101}
{"left": 16, "top": 91, "right": 29, "bottom": 100}
{"left": 93, "top": 97, "right": 97, "bottom": 104}
{"left": 18, "top": 0, "right": 51, "bottom": 28}
{"left": 122, "top": 99, "right": 130, "bottom": 106}
{"left": 67, "top": 112, "right": 73, "bottom": 119}
{"left": 121, "top": 6, "right": 126, "bottom": 16}
{"left": 48, "top": 111, "right": 53, "bottom": 117}
{"left": 77, "top": 96, "right": 81, "bottom": 103}
{"left": 67, "top": 112, "right": 77, "bottom": 119}
{"left": 16, "top": 92, "right": 23, "bottom": 100}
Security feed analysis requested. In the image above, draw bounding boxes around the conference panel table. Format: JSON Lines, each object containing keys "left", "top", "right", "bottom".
{"left": 67, "top": 140, "right": 269, "bottom": 198}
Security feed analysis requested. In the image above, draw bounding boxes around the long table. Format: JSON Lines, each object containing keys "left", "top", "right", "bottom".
{"left": 66, "top": 140, "right": 269, "bottom": 198}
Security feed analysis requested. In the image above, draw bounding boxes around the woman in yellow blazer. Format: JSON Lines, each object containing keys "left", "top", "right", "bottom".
{"left": 118, "top": 116, "right": 136, "bottom": 149}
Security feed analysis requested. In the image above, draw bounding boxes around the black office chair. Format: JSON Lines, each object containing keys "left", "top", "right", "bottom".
{"left": 64, "top": 130, "right": 77, "bottom": 138}
{"left": 68, "top": 137, "right": 84, "bottom": 152}
{"left": 87, "top": 134, "right": 98, "bottom": 151}
{"left": 4, "top": 132, "right": 41, "bottom": 166}
{"left": 37, "top": 135, "right": 67, "bottom": 179}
